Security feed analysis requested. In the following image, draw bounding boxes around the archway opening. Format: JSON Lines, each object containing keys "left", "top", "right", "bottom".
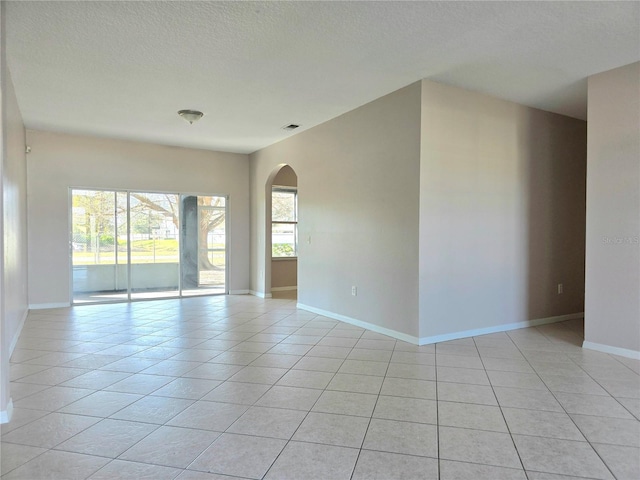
{"left": 266, "top": 164, "right": 298, "bottom": 299}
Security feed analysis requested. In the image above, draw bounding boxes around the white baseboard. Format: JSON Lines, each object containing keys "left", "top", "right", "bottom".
{"left": 28, "top": 302, "right": 70, "bottom": 310}
{"left": 296, "top": 305, "right": 584, "bottom": 346}
{"left": 271, "top": 286, "right": 297, "bottom": 292}
{"left": 9, "top": 309, "right": 29, "bottom": 356}
{"left": 250, "top": 290, "right": 272, "bottom": 299}
{"left": 296, "top": 303, "right": 420, "bottom": 344}
{"left": 229, "top": 290, "right": 250, "bottom": 295}
{"left": 0, "top": 399, "right": 13, "bottom": 424}
{"left": 418, "top": 312, "right": 585, "bottom": 345}
{"left": 582, "top": 341, "right": 640, "bottom": 360}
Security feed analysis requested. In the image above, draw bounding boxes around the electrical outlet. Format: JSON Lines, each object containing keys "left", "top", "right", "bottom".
{"left": 558, "top": 283, "right": 563, "bottom": 294}
{"left": 351, "top": 286, "right": 357, "bottom": 296}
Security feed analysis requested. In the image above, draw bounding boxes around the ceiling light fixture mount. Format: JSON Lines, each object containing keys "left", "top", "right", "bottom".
{"left": 178, "top": 109, "right": 204, "bottom": 124}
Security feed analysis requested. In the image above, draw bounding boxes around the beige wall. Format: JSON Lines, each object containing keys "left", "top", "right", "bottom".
{"left": 272, "top": 259, "right": 297, "bottom": 289}
{"left": 26, "top": 130, "right": 250, "bottom": 306}
{"left": 585, "top": 62, "right": 640, "bottom": 356}
{"left": 1, "top": 0, "right": 28, "bottom": 422}
{"left": 273, "top": 165, "right": 297, "bottom": 187}
{"left": 271, "top": 165, "right": 298, "bottom": 289}
{"left": 251, "top": 83, "right": 421, "bottom": 338}
{"left": 419, "top": 80, "right": 586, "bottom": 340}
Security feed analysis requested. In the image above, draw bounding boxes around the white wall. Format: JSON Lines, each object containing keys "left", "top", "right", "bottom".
{"left": 584, "top": 62, "right": 640, "bottom": 357}
{"left": 419, "top": 80, "right": 587, "bottom": 341}
{"left": 1, "top": 0, "right": 28, "bottom": 423}
{"left": 26, "top": 130, "right": 250, "bottom": 306}
{"left": 251, "top": 83, "right": 421, "bottom": 338}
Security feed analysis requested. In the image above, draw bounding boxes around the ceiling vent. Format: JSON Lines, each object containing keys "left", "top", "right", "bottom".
{"left": 282, "top": 124, "right": 300, "bottom": 131}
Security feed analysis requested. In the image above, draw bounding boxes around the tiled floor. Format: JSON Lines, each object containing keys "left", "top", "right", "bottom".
{"left": 1, "top": 294, "right": 639, "bottom": 479}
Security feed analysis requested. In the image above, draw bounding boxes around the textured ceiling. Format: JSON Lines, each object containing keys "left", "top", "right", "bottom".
{"left": 6, "top": 1, "right": 640, "bottom": 154}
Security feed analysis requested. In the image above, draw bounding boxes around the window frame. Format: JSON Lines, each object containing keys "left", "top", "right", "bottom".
{"left": 271, "top": 185, "right": 298, "bottom": 259}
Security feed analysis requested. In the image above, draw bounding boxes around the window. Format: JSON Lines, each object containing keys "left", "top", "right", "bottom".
{"left": 272, "top": 187, "right": 297, "bottom": 258}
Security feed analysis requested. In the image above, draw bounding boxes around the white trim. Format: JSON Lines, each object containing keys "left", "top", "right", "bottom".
{"left": 9, "top": 310, "right": 29, "bottom": 356}
{"left": 0, "top": 399, "right": 14, "bottom": 424}
{"left": 28, "top": 302, "right": 71, "bottom": 310}
{"left": 296, "top": 303, "right": 420, "bottom": 344}
{"left": 582, "top": 341, "right": 640, "bottom": 360}
{"left": 229, "top": 290, "right": 250, "bottom": 295}
{"left": 250, "top": 290, "right": 272, "bottom": 299}
{"left": 418, "top": 312, "right": 584, "bottom": 345}
{"left": 296, "top": 306, "right": 584, "bottom": 346}
{"left": 271, "top": 286, "right": 297, "bottom": 292}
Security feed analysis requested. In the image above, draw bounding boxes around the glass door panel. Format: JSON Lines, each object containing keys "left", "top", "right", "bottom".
{"left": 129, "top": 192, "right": 180, "bottom": 299}
{"left": 181, "top": 195, "right": 227, "bottom": 296}
{"left": 71, "top": 189, "right": 128, "bottom": 303}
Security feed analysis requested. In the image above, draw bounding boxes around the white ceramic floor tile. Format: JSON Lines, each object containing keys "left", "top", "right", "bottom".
{"left": 326, "top": 373, "right": 383, "bottom": 394}
{"left": 592, "top": 442, "right": 640, "bottom": 480}
{"left": 13, "top": 386, "right": 95, "bottom": 411}
{"left": 151, "top": 377, "right": 221, "bottom": 400}
{"left": 264, "top": 441, "right": 359, "bottom": 480}
{"left": 555, "top": 391, "right": 635, "bottom": 419}
{"left": 5, "top": 297, "right": 638, "bottom": 480}
{"left": 502, "top": 408, "right": 586, "bottom": 441}
{"left": 103, "top": 373, "right": 175, "bottom": 395}
{"left": 2, "top": 412, "right": 100, "bottom": 448}
{"left": 109, "top": 395, "right": 194, "bottom": 424}
{"left": 513, "top": 434, "right": 614, "bottom": 479}
{"left": 312, "top": 390, "right": 378, "bottom": 417}
{"left": 373, "top": 395, "right": 437, "bottom": 424}
{"left": 1, "top": 450, "right": 110, "bottom": 480}
{"left": 88, "top": 459, "right": 182, "bottom": 479}
{"left": 166, "top": 401, "right": 248, "bottom": 431}
{"left": 255, "top": 385, "right": 322, "bottom": 410}
{"left": 353, "top": 450, "right": 438, "bottom": 480}
{"left": 570, "top": 414, "right": 640, "bottom": 447}
{"left": 119, "top": 425, "right": 219, "bottom": 468}
{"left": 439, "top": 401, "right": 508, "bottom": 432}
{"left": 439, "top": 426, "right": 521, "bottom": 469}
{"left": 292, "top": 412, "right": 369, "bottom": 447}
{"left": 59, "top": 391, "right": 143, "bottom": 417}
{"left": 363, "top": 418, "right": 438, "bottom": 457}
{"left": 439, "top": 460, "right": 527, "bottom": 480}
{"left": 188, "top": 433, "right": 286, "bottom": 479}
{"left": 275, "top": 369, "right": 334, "bottom": 389}
{"left": 55, "top": 418, "right": 158, "bottom": 457}
{"left": 438, "top": 381, "right": 498, "bottom": 406}
{"left": 0, "top": 442, "right": 47, "bottom": 476}
{"left": 226, "top": 405, "right": 306, "bottom": 439}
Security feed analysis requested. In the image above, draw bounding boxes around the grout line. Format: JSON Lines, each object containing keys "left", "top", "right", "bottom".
{"left": 471, "top": 335, "right": 530, "bottom": 480}
{"left": 349, "top": 336, "right": 395, "bottom": 480}
{"left": 507, "top": 322, "right": 619, "bottom": 480}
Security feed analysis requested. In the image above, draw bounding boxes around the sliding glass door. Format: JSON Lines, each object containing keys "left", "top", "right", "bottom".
{"left": 129, "top": 193, "right": 181, "bottom": 300}
{"left": 181, "top": 195, "right": 226, "bottom": 297}
{"left": 71, "top": 189, "right": 227, "bottom": 304}
{"left": 71, "top": 190, "right": 128, "bottom": 303}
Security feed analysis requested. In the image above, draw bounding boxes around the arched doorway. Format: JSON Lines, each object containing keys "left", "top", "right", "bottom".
{"left": 265, "top": 164, "right": 298, "bottom": 299}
